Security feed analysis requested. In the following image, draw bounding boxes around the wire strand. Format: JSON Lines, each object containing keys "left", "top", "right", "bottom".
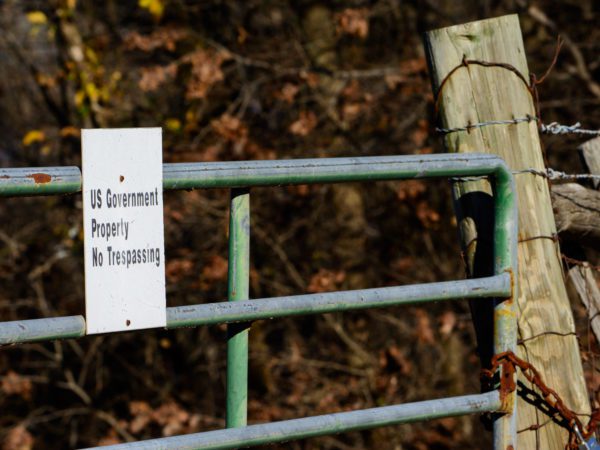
{"left": 540, "top": 122, "right": 600, "bottom": 136}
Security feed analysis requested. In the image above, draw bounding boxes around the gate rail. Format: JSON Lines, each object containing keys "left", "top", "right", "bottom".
{"left": 0, "top": 153, "right": 518, "bottom": 449}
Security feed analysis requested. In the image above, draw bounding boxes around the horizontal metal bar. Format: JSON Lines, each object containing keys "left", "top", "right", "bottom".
{"left": 162, "top": 154, "right": 505, "bottom": 189}
{"left": 82, "top": 391, "right": 500, "bottom": 450}
{"left": 0, "top": 154, "right": 506, "bottom": 196}
{"left": 167, "top": 274, "right": 510, "bottom": 328}
{"left": 0, "top": 274, "right": 509, "bottom": 345}
{"left": 0, "top": 166, "right": 81, "bottom": 196}
{"left": 0, "top": 315, "right": 86, "bottom": 344}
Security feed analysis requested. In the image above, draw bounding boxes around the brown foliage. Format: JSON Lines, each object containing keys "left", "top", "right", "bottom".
{"left": 165, "top": 258, "right": 194, "bottom": 283}
{"left": 335, "top": 9, "right": 369, "bottom": 39}
{"left": 414, "top": 308, "right": 435, "bottom": 344}
{"left": 139, "top": 64, "right": 177, "bottom": 92}
{"left": 182, "top": 49, "right": 230, "bottom": 100}
{"left": 3, "top": 2, "right": 597, "bottom": 449}
{"left": 397, "top": 180, "right": 426, "bottom": 201}
{"left": 2, "top": 425, "right": 33, "bottom": 450}
{"left": 289, "top": 111, "right": 318, "bottom": 137}
{"left": 276, "top": 83, "right": 300, "bottom": 104}
{"left": 1, "top": 372, "right": 32, "bottom": 400}
{"left": 200, "top": 254, "right": 228, "bottom": 289}
{"left": 307, "top": 269, "right": 346, "bottom": 293}
{"left": 129, "top": 400, "right": 200, "bottom": 437}
{"left": 123, "top": 29, "right": 187, "bottom": 52}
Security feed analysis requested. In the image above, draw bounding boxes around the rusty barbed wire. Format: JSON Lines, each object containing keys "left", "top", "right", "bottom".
{"left": 433, "top": 55, "right": 536, "bottom": 117}
{"left": 433, "top": 37, "right": 598, "bottom": 138}
{"left": 562, "top": 255, "right": 600, "bottom": 273}
{"left": 518, "top": 233, "right": 559, "bottom": 244}
{"left": 434, "top": 37, "right": 562, "bottom": 124}
{"left": 435, "top": 115, "right": 538, "bottom": 134}
{"left": 482, "top": 351, "right": 600, "bottom": 449}
{"left": 517, "top": 331, "right": 578, "bottom": 345}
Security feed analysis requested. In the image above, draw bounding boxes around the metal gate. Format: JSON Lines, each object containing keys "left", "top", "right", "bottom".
{"left": 0, "top": 153, "right": 518, "bottom": 449}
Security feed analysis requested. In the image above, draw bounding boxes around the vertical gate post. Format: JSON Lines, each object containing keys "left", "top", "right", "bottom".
{"left": 425, "top": 14, "right": 590, "bottom": 450}
{"left": 226, "top": 188, "right": 251, "bottom": 428}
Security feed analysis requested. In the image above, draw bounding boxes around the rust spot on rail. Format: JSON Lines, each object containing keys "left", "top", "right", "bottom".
{"left": 507, "top": 268, "right": 515, "bottom": 303}
{"left": 27, "top": 173, "right": 52, "bottom": 184}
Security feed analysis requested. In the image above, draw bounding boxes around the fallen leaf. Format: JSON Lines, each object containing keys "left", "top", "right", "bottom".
{"left": 124, "top": 29, "right": 187, "bottom": 52}
{"left": 22, "top": 130, "right": 45, "bottom": 146}
{"left": 289, "top": 111, "right": 317, "bottom": 136}
{"left": 152, "top": 401, "right": 190, "bottom": 436}
{"left": 1, "top": 371, "right": 32, "bottom": 400}
{"left": 129, "top": 401, "right": 152, "bottom": 434}
{"left": 25, "top": 11, "right": 46, "bottom": 25}
{"left": 59, "top": 126, "right": 80, "bottom": 138}
{"left": 414, "top": 309, "right": 435, "bottom": 344}
{"left": 183, "top": 49, "right": 230, "bottom": 100}
{"left": 2, "top": 425, "right": 33, "bottom": 450}
{"left": 387, "top": 345, "right": 412, "bottom": 375}
{"left": 277, "top": 83, "right": 299, "bottom": 104}
{"left": 307, "top": 269, "right": 346, "bottom": 293}
{"left": 165, "top": 258, "right": 194, "bottom": 283}
{"left": 416, "top": 201, "right": 440, "bottom": 227}
{"left": 439, "top": 310, "right": 457, "bottom": 337}
{"left": 138, "top": 0, "right": 164, "bottom": 20}
{"left": 336, "top": 9, "right": 369, "bottom": 39}
{"left": 410, "top": 119, "right": 429, "bottom": 147}
{"left": 201, "top": 255, "right": 228, "bottom": 289}
{"left": 397, "top": 180, "right": 426, "bottom": 202}
{"left": 139, "top": 64, "right": 177, "bottom": 92}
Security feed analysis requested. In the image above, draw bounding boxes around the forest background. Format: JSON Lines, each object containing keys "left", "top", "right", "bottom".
{"left": 1, "top": 1, "right": 599, "bottom": 449}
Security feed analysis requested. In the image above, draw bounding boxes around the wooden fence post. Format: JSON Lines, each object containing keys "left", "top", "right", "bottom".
{"left": 424, "top": 14, "right": 590, "bottom": 449}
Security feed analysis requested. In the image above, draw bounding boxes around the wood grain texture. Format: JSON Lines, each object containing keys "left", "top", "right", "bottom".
{"left": 579, "top": 137, "right": 600, "bottom": 189}
{"left": 424, "top": 14, "right": 590, "bottom": 449}
{"left": 569, "top": 265, "right": 600, "bottom": 344}
{"left": 552, "top": 183, "right": 600, "bottom": 247}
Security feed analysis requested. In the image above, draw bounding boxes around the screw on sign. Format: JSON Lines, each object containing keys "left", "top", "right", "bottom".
{"left": 482, "top": 351, "right": 600, "bottom": 450}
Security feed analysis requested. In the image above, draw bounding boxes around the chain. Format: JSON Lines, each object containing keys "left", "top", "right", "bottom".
{"left": 482, "top": 351, "right": 600, "bottom": 449}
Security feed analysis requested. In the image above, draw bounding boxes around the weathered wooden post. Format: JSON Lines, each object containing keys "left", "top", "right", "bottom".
{"left": 425, "top": 14, "right": 590, "bottom": 449}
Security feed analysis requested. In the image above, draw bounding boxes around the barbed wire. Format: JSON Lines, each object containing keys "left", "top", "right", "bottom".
{"left": 541, "top": 122, "right": 600, "bottom": 136}
{"left": 451, "top": 168, "right": 600, "bottom": 182}
{"left": 516, "top": 168, "right": 600, "bottom": 181}
{"left": 435, "top": 116, "right": 537, "bottom": 134}
{"left": 436, "top": 117, "right": 600, "bottom": 136}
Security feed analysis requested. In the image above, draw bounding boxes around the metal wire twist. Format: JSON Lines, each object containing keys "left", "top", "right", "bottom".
{"left": 541, "top": 122, "right": 600, "bottom": 136}
{"left": 436, "top": 116, "right": 538, "bottom": 134}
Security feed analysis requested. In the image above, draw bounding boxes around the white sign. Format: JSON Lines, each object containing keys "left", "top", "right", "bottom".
{"left": 82, "top": 128, "right": 166, "bottom": 334}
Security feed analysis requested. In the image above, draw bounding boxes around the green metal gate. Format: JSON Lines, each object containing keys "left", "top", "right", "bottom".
{"left": 0, "top": 153, "right": 518, "bottom": 449}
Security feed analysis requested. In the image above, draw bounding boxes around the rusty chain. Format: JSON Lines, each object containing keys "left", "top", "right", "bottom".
{"left": 482, "top": 351, "right": 600, "bottom": 449}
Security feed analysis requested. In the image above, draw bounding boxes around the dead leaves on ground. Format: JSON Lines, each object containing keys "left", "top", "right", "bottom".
{"left": 2, "top": 425, "right": 33, "bottom": 450}
{"left": 335, "top": 9, "right": 369, "bottom": 39}
{"left": 129, "top": 400, "right": 200, "bottom": 437}
{"left": 1, "top": 372, "right": 32, "bottom": 401}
